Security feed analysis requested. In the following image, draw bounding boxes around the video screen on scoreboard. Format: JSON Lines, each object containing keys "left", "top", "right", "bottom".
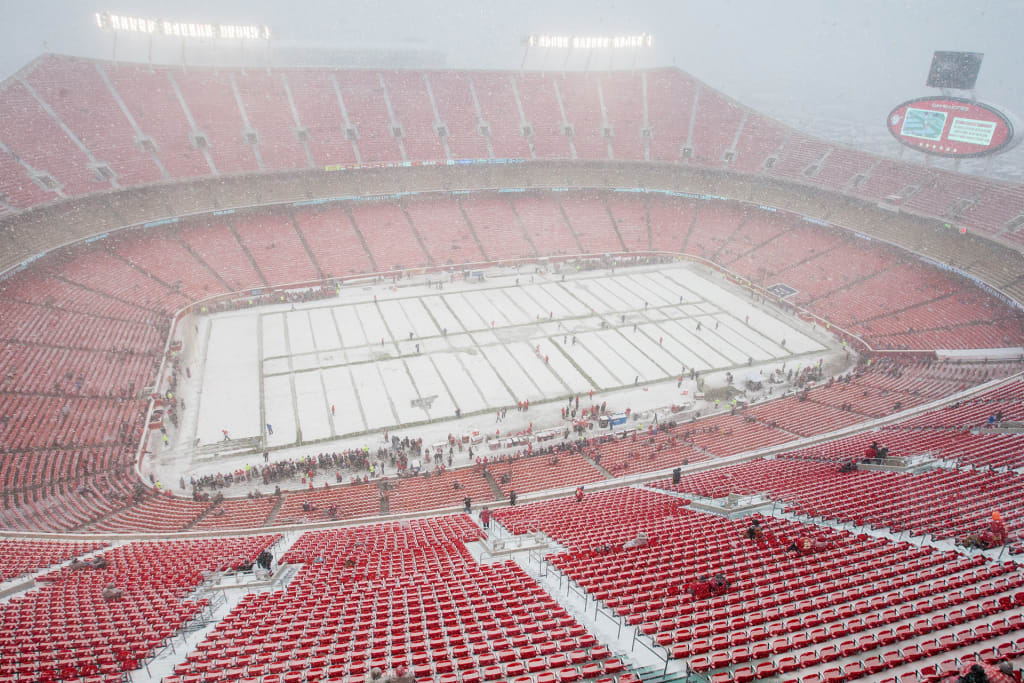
{"left": 947, "top": 117, "right": 997, "bottom": 146}
{"left": 899, "top": 108, "right": 947, "bottom": 141}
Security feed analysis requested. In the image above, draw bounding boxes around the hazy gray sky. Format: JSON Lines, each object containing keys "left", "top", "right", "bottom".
{"left": 1, "top": 0, "right": 1022, "bottom": 175}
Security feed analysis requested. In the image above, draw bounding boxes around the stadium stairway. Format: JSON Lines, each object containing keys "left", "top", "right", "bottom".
{"left": 484, "top": 515, "right": 677, "bottom": 683}
{"left": 585, "top": 455, "right": 616, "bottom": 479}
{"left": 453, "top": 197, "right": 492, "bottom": 261}
{"left": 141, "top": 532, "right": 303, "bottom": 682}
{"left": 183, "top": 503, "right": 221, "bottom": 531}
{"left": 262, "top": 493, "right": 286, "bottom": 526}
{"left": 483, "top": 470, "right": 507, "bottom": 500}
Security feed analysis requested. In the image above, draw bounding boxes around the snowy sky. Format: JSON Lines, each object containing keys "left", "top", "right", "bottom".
{"left": 1, "top": 0, "right": 1022, "bottom": 175}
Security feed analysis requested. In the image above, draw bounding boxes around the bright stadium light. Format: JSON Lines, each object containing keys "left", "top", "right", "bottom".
{"left": 526, "top": 33, "right": 653, "bottom": 49}
{"left": 94, "top": 12, "right": 271, "bottom": 40}
{"left": 522, "top": 33, "right": 653, "bottom": 71}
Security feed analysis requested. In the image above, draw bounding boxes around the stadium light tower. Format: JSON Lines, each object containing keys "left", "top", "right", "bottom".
{"left": 521, "top": 33, "right": 653, "bottom": 72}
{"left": 94, "top": 12, "right": 272, "bottom": 67}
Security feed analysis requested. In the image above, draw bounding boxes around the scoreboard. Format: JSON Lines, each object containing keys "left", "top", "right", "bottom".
{"left": 887, "top": 96, "right": 1014, "bottom": 158}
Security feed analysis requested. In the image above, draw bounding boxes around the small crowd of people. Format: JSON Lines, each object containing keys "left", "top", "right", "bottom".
{"left": 69, "top": 556, "right": 108, "bottom": 570}
{"left": 190, "top": 448, "right": 377, "bottom": 494}
{"left": 194, "top": 286, "right": 337, "bottom": 317}
{"left": 188, "top": 433, "right": 449, "bottom": 499}
{"left": 837, "top": 438, "right": 892, "bottom": 473}
{"left": 863, "top": 441, "right": 891, "bottom": 460}
{"left": 684, "top": 573, "right": 730, "bottom": 599}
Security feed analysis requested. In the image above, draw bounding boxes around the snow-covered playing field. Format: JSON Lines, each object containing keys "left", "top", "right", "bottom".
{"left": 182, "top": 263, "right": 828, "bottom": 454}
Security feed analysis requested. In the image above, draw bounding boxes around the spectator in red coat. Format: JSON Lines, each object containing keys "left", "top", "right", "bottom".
{"left": 686, "top": 576, "right": 712, "bottom": 599}
{"left": 987, "top": 511, "right": 1008, "bottom": 546}
{"left": 864, "top": 441, "right": 879, "bottom": 459}
{"left": 789, "top": 535, "right": 829, "bottom": 555}
{"left": 963, "top": 511, "right": 1010, "bottom": 550}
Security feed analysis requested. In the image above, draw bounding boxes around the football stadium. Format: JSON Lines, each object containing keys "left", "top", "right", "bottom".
{"left": 0, "top": 3, "right": 1023, "bottom": 682}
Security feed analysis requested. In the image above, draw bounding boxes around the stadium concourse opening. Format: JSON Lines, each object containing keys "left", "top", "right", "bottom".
{"left": 1, "top": 52, "right": 1024, "bottom": 683}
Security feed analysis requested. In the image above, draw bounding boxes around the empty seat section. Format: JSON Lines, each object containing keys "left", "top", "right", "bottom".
{"left": 334, "top": 71, "right": 403, "bottom": 163}
{"left": 347, "top": 202, "right": 429, "bottom": 270}
{"left": 471, "top": 72, "right": 533, "bottom": 159}
{"left": 510, "top": 195, "right": 580, "bottom": 255}
{"left": 172, "top": 69, "right": 259, "bottom": 174}
{"left": 429, "top": 71, "right": 491, "bottom": 160}
{"left": 178, "top": 217, "right": 265, "bottom": 290}
{"left": 557, "top": 74, "right": 608, "bottom": 160}
{"left": 293, "top": 205, "right": 376, "bottom": 277}
{"left": 403, "top": 196, "right": 486, "bottom": 265}
{"left": 104, "top": 62, "right": 212, "bottom": 179}
{"left": 232, "top": 212, "right": 321, "bottom": 286}
{"left": 233, "top": 71, "right": 309, "bottom": 170}
{"left": 459, "top": 194, "right": 536, "bottom": 259}
{"left": 180, "top": 516, "right": 616, "bottom": 683}
{"left": 0, "top": 79, "right": 103, "bottom": 196}
{"left": 558, "top": 193, "right": 623, "bottom": 254}
{"left": 381, "top": 71, "right": 446, "bottom": 162}
{"left": 25, "top": 56, "right": 163, "bottom": 186}
{"left": 285, "top": 69, "right": 360, "bottom": 167}
{"left": 600, "top": 72, "right": 645, "bottom": 162}
{"left": 605, "top": 194, "right": 651, "bottom": 251}
{"left": 645, "top": 69, "right": 696, "bottom": 163}
{"left": 515, "top": 73, "right": 572, "bottom": 159}
{"left": 689, "top": 87, "right": 744, "bottom": 167}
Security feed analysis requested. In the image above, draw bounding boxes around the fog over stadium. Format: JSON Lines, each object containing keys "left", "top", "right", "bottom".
{"left": 2, "top": 0, "right": 1023, "bottom": 178}
{"left": 3, "top": 2, "right": 1024, "bottom": 683}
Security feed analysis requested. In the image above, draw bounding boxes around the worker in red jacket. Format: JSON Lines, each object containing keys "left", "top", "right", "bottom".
{"left": 983, "top": 511, "right": 1008, "bottom": 547}
{"left": 686, "top": 576, "right": 712, "bottom": 599}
